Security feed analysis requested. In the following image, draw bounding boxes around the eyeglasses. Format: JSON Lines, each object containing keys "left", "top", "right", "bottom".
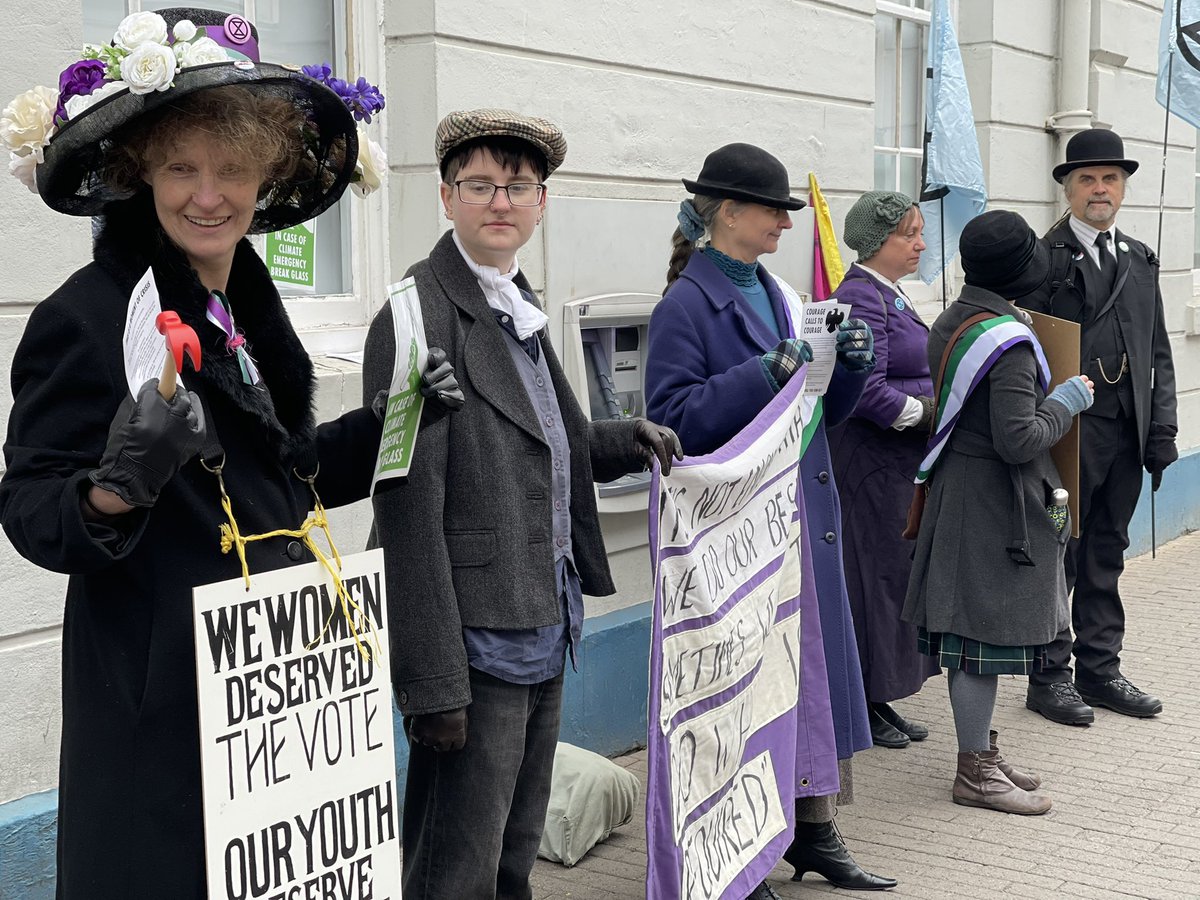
{"left": 454, "top": 180, "right": 546, "bottom": 206}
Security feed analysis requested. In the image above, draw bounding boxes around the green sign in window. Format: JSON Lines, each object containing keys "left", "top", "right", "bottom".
{"left": 266, "top": 222, "right": 316, "bottom": 292}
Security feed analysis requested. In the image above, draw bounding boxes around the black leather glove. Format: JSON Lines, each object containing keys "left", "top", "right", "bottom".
{"left": 407, "top": 708, "right": 468, "bottom": 752}
{"left": 915, "top": 395, "right": 936, "bottom": 432}
{"left": 89, "top": 379, "right": 206, "bottom": 508}
{"left": 419, "top": 346, "right": 464, "bottom": 411}
{"left": 632, "top": 419, "right": 684, "bottom": 476}
{"left": 836, "top": 318, "right": 875, "bottom": 372}
{"left": 761, "top": 338, "right": 814, "bottom": 391}
{"left": 1144, "top": 421, "right": 1178, "bottom": 493}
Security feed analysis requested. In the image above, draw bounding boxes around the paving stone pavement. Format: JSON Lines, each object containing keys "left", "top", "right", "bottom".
{"left": 529, "top": 532, "right": 1200, "bottom": 899}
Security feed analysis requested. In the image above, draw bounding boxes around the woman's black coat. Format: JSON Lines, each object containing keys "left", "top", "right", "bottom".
{"left": 0, "top": 195, "right": 380, "bottom": 899}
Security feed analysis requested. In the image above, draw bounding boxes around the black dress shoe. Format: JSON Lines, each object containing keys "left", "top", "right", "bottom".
{"left": 869, "top": 704, "right": 910, "bottom": 748}
{"left": 784, "top": 821, "right": 897, "bottom": 890}
{"left": 745, "top": 882, "right": 783, "bottom": 900}
{"left": 1076, "top": 675, "right": 1163, "bottom": 718}
{"left": 872, "top": 701, "right": 928, "bottom": 741}
{"left": 1026, "top": 681, "right": 1094, "bottom": 726}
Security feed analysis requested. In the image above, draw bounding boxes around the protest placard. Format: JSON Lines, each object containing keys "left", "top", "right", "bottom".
{"left": 646, "top": 373, "right": 829, "bottom": 900}
{"left": 372, "top": 277, "right": 428, "bottom": 489}
{"left": 192, "top": 548, "right": 401, "bottom": 900}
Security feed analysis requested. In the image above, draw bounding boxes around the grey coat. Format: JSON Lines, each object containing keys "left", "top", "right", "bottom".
{"left": 902, "top": 286, "right": 1074, "bottom": 646}
{"left": 363, "top": 231, "right": 646, "bottom": 715}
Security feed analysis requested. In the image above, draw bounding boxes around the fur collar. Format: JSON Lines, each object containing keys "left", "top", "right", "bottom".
{"left": 93, "top": 192, "right": 317, "bottom": 463}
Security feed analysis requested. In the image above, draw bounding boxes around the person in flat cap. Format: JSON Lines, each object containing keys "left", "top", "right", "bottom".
{"left": 1019, "top": 128, "right": 1177, "bottom": 727}
{"left": 824, "top": 191, "right": 941, "bottom": 752}
{"left": 363, "top": 108, "right": 680, "bottom": 899}
{"left": 0, "top": 8, "right": 455, "bottom": 897}
{"left": 645, "top": 143, "right": 895, "bottom": 897}
{"left": 903, "top": 209, "right": 1094, "bottom": 816}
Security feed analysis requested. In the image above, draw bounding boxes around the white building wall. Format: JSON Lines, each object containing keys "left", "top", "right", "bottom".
{"left": 0, "top": 0, "right": 1196, "bottom": 807}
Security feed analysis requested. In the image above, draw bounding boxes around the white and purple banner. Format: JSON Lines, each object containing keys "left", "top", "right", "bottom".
{"left": 646, "top": 373, "right": 825, "bottom": 899}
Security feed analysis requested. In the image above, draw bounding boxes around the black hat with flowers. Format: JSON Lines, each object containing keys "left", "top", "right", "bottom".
{"left": 7, "top": 7, "right": 383, "bottom": 232}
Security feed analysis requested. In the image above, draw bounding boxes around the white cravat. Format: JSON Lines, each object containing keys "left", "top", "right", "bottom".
{"left": 452, "top": 231, "right": 549, "bottom": 339}
{"left": 1068, "top": 216, "right": 1117, "bottom": 272}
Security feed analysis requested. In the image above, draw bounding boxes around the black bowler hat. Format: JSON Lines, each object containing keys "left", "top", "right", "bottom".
{"left": 1052, "top": 128, "right": 1139, "bottom": 183}
{"left": 960, "top": 210, "right": 1050, "bottom": 300}
{"left": 682, "top": 143, "right": 806, "bottom": 210}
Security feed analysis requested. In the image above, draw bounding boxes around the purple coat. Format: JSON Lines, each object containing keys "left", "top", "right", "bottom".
{"left": 647, "top": 251, "right": 872, "bottom": 762}
{"left": 827, "top": 265, "right": 939, "bottom": 701}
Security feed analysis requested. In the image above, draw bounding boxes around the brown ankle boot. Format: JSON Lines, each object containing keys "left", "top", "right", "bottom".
{"left": 953, "top": 750, "right": 1052, "bottom": 815}
{"left": 989, "top": 729, "right": 1042, "bottom": 790}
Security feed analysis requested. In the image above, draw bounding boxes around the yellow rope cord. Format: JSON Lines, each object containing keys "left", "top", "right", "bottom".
{"left": 211, "top": 466, "right": 381, "bottom": 662}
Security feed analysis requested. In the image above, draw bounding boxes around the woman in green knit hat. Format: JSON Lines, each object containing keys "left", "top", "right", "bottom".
{"left": 826, "top": 191, "right": 943, "bottom": 749}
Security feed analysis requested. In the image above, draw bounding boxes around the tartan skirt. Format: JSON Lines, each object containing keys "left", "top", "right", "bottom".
{"left": 918, "top": 628, "right": 1047, "bottom": 676}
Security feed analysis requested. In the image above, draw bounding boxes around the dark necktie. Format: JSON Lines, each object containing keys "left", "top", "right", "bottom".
{"left": 1095, "top": 231, "right": 1117, "bottom": 289}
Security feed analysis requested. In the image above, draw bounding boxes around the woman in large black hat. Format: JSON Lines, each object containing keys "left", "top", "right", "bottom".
{"left": 645, "top": 143, "right": 895, "bottom": 896}
{"left": 0, "top": 9, "right": 453, "bottom": 896}
{"left": 902, "top": 209, "right": 1094, "bottom": 816}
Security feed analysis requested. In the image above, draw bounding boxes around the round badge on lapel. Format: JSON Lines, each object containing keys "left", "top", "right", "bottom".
{"left": 1118, "top": 240, "right": 1129, "bottom": 253}
{"left": 894, "top": 297, "right": 906, "bottom": 311}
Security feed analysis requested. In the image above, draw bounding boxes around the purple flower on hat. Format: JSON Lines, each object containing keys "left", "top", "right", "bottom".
{"left": 302, "top": 62, "right": 385, "bottom": 124}
{"left": 301, "top": 62, "right": 332, "bottom": 82}
{"left": 54, "top": 59, "right": 108, "bottom": 124}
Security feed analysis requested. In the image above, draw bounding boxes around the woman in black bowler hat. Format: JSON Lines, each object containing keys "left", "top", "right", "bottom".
{"left": 902, "top": 209, "right": 1095, "bottom": 815}
{"left": 646, "top": 142, "right": 896, "bottom": 895}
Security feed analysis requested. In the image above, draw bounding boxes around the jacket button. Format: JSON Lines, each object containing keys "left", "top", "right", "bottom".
{"left": 823, "top": 531, "right": 836, "bottom": 544}
{"left": 556, "top": 536, "right": 566, "bottom": 548}
{"left": 286, "top": 540, "right": 304, "bottom": 561}
{"left": 818, "top": 471, "right": 829, "bottom": 484}
{"left": 398, "top": 690, "right": 408, "bottom": 706}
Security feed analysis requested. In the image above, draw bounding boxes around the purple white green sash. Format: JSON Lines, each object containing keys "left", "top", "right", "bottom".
{"left": 915, "top": 314, "right": 1051, "bottom": 484}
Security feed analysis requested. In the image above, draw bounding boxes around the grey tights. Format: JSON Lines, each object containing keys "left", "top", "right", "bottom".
{"left": 947, "top": 668, "right": 998, "bottom": 752}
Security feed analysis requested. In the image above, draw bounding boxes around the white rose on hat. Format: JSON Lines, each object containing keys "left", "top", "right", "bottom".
{"left": 176, "top": 36, "right": 229, "bottom": 68}
{"left": 0, "top": 86, "right": 58, "bottom": 157}
{"left": 113, "top": 12, "right": 169, "bottom": 51}
{"left": 9, "top": 151, "right": 38, "bottom": 193}
{"left": 172, "top": 19, "right": 198, "bottom": 43}
{"left": 63, "top": 80, "right": 128, "bottom": 121}
{"left": 121, "top": 43, "right": 178, "bottom": 94}
{"left": 352, "top": 126, "right": 387, "bottom": 198}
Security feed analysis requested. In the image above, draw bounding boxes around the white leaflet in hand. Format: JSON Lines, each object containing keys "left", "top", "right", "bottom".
{"left": 371, "top": 277, "right": 429, "bottom": 490}
{"left": 121, "top": 266, "right": 184, "bottom": 397}
{"left": 797, "top": 301, "right": 852, "bottom": 396}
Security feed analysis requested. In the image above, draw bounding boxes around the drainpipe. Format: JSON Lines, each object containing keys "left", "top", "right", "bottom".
{"left": 1046, "top": 0, "right": 1094, "bottom": 150}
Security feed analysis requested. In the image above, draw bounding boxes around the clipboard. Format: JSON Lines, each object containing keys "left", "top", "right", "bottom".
{"left": 1028, "top": 310, "right": 1082, "bottom": 539}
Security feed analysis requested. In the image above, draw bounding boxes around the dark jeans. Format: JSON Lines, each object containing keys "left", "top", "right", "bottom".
{"left": 402, "top": 667, "right": 564, "bottom": 900}
{"left": 1031, "top": 412, "right": 1142, "bottom": 685}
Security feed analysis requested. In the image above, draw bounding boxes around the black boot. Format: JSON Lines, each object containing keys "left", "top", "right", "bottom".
{"left": 745, "top": 882, "right": 783, "bottom": 900}
{"left": 783, "top": 821, "right": 897, "bottom": 890}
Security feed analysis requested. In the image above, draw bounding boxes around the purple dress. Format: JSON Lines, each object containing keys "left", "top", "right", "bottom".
{"left": 826, "top": 264, "right": 940, "bottom": 703}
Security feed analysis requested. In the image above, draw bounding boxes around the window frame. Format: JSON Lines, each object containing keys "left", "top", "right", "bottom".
{"left": 874, "top": 1, "right": 933, "bottom": 198}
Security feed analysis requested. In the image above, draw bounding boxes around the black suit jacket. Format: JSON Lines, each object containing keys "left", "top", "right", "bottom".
{"left": 1020, "top": 218, "right": 1177, "bottom": 463}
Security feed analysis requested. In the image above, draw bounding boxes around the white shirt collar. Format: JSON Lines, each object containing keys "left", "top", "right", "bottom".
{"left": 451, "top": 230, "right": 548, "bottom": 339}
{"left": 1069, "top": 216, "right": 1115, "bottom": 251}
{"left": 856, "top": 262, "right": 905, "bottom": 296}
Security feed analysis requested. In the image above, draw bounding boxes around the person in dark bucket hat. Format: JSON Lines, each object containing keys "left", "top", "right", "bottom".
{"left": 646, "top": 144, "right": 896, "bottom": 896}
{"left": 904, "top": 207, "right": 1095, "bottom": 817}
{"left": 0, "top": 9, "right": 461, "bottom": 897}
{"left": 960, "top": 209, "right": 1051, "bottom": 299}
{"left": 1052, "top": 127, "right": 1139, "bottom": 183}
{"left": 1019, "top": 126, "right": 1178, "bottom": 729}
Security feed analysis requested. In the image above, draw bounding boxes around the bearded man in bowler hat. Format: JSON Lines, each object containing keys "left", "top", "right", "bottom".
{"left": 363, "top": 109, "right": 681, "bottom": 899}
{"left": 1020, "top": 128, "right": 1178, "bottom": 726}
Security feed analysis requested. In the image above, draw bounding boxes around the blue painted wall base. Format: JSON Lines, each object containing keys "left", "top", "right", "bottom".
{"left": 3, "top": 448, "right": 1196, "bottom": 895}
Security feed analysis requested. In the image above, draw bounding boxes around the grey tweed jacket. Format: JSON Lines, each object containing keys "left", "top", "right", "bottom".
{"left": 363, "top": 231, "right": 645, "bottom": 715}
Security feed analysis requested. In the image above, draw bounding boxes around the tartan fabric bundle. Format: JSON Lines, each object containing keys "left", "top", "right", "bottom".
{"left": 434, "top": 108, "right": 567, "bottom": 174}
{"left": 761, "top": 337, "right": 812, "bottom": 392}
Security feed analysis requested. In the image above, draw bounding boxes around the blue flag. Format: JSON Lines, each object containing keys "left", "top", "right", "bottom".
{"left": 918, "top": 0, "right": 987, "bottom": 285}
{"left": 1156, "top": 0, "right": 1200, "bottom": 128}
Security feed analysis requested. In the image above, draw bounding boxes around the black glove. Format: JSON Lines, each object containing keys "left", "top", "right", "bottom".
{"left": 915, "top": 395, "right": 936, "bottom": 432}
{"left": 89, "top": 379, "right": 206, "bottom": 508}
{"left": 761, "top": 338, "right": 814, "bottom": 391}
{"left": 1144, "top": 421, "right": 1178, "bottom": 493}
{"left": 632, "top": 419, "right": 684, "bottom": 476}
{"left": 419, "top": 346, "right": 464, "bottom": 411}
{"left": 836, "top": 318, "right": 875, "bottom": 372}
{"left": 407, "top": 708, "right": 468, "bottom": 752}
